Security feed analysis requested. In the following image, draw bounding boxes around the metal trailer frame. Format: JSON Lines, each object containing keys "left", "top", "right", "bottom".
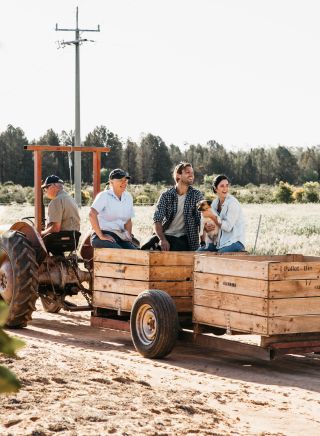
{"left": 90, "top": 314, "right": 320, "bottom": 361}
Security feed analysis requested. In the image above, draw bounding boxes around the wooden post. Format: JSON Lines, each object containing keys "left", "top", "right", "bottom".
{"left": 92, "top": 151, "right": 101, "bottom": 199}
{"left": 34, "top": 150, "right": 42, "bottom": 234}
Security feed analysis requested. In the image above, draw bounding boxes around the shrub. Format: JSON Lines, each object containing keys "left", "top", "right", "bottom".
{"left": 292, "top": 187, "right": 304, "bottom": 203}
{"left": 274, "top": 181, "right": 294, "bottom": 203}
{"left": 0, "top": 188, "right": 12, "bottom": 204}
{"left": 302, "top": 181, "right": 319, "bottom": 203}
{"left": 204, "top": 192, "right": 215, "bottom": 201}
{"left": 100, "top": 168, "right": 108, "bottom": 182}
{"left": 70, "top": 190, "right": 92, "bottom": 205}
{"left": 203, "top": 174, "right": 216, "bottom": 188}
{"left": 12, "top": 189, "right": 26, "bottom": 204}
{"left": 0, "top": 302, "right": 24, "bottom": 394}
{"left": 135, "top": 194, "right": 151, "bottom": 204}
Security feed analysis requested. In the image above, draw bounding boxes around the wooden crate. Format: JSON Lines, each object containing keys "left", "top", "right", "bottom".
{"left": 93, "top": 249, "right": 194, "bottom": 313}
{"left": 193, "top": 253, "right": 320, "bottom": 335}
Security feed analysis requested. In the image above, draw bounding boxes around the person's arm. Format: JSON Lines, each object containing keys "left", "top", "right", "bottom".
{"left": 41, "top": 222, "right": 61, "bottom": 237}
{"left": 153, "top": 191, "right": 170, "bottom": 251}
{"left": 204, "top": 201, "right": 240, "bottom": 233}
{"left": 89, "top": 207, "right": 115, "bottom": 242}
{"left": 154, "top": 222, "right": 170, "bottom": 251}
{"left": 124, "top": 219, "right": 133, "bottom": 240}
{"left": 43, "top": 198, "right": 63, "bottom": 236}
{"left": 218, "top": 201, "right": 240, "bottom": 232}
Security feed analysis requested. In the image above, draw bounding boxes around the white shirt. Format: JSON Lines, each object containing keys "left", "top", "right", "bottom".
{"left": 91, "top": 188, "right": 134, "bottom": 232}
{"left": 211, "top": 194, "right": 245, "bottom": 249}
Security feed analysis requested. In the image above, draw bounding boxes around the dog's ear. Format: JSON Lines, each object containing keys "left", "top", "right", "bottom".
{"left": 206, "top": 199, "right": 213, "bottom": 206}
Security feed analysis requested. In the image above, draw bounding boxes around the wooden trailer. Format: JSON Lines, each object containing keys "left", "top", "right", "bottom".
{"left": 91, "top": 250, "right": 320, "bottom": 360}
{"left": 91, "top": 249, "right": 194, "bottom": 358}
{"left": 193, "top": 253, "right": 320, "bottom": 359}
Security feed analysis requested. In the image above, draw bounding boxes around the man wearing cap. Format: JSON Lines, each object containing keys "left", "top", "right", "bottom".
{"left": 89, "top": 168, "right": 137, "bottom": 249}
{"left": 41, "top": 175, "right": 80, "bottom": 237}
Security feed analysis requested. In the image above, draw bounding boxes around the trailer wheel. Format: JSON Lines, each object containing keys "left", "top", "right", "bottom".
{"left": 40, "top": 294, "right": 62, "bottom": 313}
{"left": 130, "top": 290, "right": 178, "bottom": 359}
{"left": 0, "top": 231, "right": 38, "bottom": 328}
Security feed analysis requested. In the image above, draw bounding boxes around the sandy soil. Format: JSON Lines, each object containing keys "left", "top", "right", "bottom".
{"left": 1, "top": 303, "right": 320, "bottom": 436}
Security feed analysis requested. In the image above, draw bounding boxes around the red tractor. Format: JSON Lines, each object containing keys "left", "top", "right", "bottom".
{"left": 0, "top": 145, "right": 106, "bottom": 327}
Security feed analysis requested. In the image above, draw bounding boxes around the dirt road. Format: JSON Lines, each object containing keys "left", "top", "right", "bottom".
{"left": 1, "top": 306, "right": 320, "bottom": 436}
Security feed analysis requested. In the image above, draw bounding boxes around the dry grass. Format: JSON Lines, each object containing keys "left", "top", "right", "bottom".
{"left": 1, "top": 203, "right": 320, "bottom": 255}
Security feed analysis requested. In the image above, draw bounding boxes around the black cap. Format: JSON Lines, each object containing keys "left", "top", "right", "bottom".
{"left": 41, "top": 175, "right": 64, "bottom": 188}
{"left": 109, "top": 168, "right": 130, "bottom": 180}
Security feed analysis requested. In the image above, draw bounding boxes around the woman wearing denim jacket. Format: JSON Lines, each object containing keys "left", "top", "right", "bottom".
{"left": 197, "top": 174, "right": 245, "bottom": 253}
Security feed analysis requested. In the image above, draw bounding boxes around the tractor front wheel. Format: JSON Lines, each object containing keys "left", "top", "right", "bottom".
{"left": 130, "top": 290, "right": 179, "bottom": 359}
{"left": 0, "top": 231, "right": 38, "bottom": 328}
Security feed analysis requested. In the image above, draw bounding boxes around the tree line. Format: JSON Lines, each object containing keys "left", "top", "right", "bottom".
{"left": 1, "top": 124, "right": 320, "bottom": 186}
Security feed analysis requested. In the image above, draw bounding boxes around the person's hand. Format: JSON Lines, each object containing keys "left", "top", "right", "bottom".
{"left": 99, "top": 234, "right": 116, "bottom": 243}
{"left": 204, "top": 222, "right": 216, "bottom": 232}
{"left": 159, "top": 238, "right": 170, "bottom": 251}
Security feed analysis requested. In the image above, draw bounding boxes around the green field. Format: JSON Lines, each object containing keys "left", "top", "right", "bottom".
{"left": 1, "top": 203, "right": 319, "bottom": 255}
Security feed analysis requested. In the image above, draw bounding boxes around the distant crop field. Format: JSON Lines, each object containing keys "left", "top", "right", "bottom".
{"left": 1, "top": 203, "right": 319, "bottom": 255}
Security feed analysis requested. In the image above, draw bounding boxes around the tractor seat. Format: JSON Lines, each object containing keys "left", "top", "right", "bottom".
{"left": 43, "top": 230, "right": 81, "bottom": 256}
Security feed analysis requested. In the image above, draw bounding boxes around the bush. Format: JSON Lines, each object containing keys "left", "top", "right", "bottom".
{"left": 0, "top": 302, "right": 24, "bottom": 394}
{"left": 129, "top": 184, "right": 164, "bottom": 205}
{"left": 292, "top": 187, "right": 304, "bottom": 203}
{"left": 70, "top": 190, "right": 92, "bottom": 205}
{"left": 274, "top": 181, "right": 294, "bottom": 203}
{"left": 135, "top": 194, "right": 151, "bottom": 204}
{"left": 302, "top": 181, "right": 319, "bottom": 203}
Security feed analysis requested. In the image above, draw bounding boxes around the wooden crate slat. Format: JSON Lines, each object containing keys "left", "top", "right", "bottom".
{"left": 94, "top": 248, "right": 150, "bottom": 265}
{"left": 93, "top": 291, "right": 192, "bottom": 312}
{"left": 269, "top": 297, "right": 320, "bottom": 316}
{"left": 194, "top": 272, "right": 269, "bottom": 297}
{"left": 94, "top": 276, "right": 193, "bottom": 297}
{"left": 194, "top": 288, "right": 268, "bottom": 316}
{"left": 193, "top": 305, "right": 268, "bottom": 335}
{"left": 268, "top": 262, "right": 320, "bottom": 280}
{"left": 268, "top": 315, "right": 320, "bottom": 335}
{"left": 94, "top": 263, "right": 193, "bottom": 281}
{"left": 269, "top": 279, "right": 320, "bottom": 298}
{"left": 94, "top": 249, "right": 194, "bottom": 266}
{"left": 194, "top": 255, "right": 270, "bottom": 280}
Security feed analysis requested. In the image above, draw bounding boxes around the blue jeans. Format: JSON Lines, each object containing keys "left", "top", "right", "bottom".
{"left": 197, "top": 241, "right": 245, "bottom": 253}
{"left": 91, "top": 231, "right": 138, "bottom": 250}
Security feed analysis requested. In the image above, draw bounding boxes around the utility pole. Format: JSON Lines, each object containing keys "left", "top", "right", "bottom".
{"left": 56, "top": 7, "right": 100, "bottom": 206}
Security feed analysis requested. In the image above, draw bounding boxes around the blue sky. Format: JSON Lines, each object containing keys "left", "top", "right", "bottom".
{"left": 1, "top": 0, "right": 320, "bottom": 150}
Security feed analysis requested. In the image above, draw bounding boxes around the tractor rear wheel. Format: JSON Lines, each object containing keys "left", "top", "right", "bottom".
{"left": 130, "top": 290, "right": 179, "bottom": 359}
{"left": 0, "top": 231, "right": 38, "bottom": 328}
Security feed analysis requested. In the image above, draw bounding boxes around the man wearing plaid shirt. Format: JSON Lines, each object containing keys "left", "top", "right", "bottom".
{"left": 153, "top": 162, "right": 204, "bottom": 251}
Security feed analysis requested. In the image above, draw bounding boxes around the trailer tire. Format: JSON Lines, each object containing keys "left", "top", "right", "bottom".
{"left": 0, "top": 230, "right": 38, "bottom": 328}
{"left": 130, "top": 290, "right": 178, "bottom": 359}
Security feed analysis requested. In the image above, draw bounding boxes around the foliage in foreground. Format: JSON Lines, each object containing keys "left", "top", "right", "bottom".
{"left": 0, "top": 302, "right": 24, "bottom": 394}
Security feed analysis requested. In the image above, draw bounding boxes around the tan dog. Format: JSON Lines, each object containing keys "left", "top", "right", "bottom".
{"left": 197, "top": 199, "right": 219, "bottom": 244}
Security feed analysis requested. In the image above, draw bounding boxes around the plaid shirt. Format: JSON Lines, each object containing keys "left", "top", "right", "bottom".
{"left": 153, "top": 186, "right": 204, "bottom": 251}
